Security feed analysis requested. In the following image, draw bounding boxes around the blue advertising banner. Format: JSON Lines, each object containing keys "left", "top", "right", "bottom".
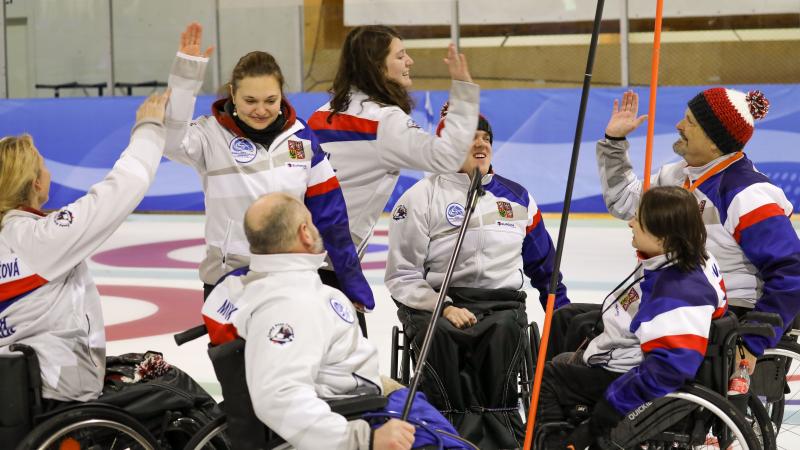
{"left": 1, "top": 85, "right": 797, "bottom": 213}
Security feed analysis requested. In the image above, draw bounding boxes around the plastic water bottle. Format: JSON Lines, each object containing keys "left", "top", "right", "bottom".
{"left": 727, "top": 360, "right": 751, "bottom": 396}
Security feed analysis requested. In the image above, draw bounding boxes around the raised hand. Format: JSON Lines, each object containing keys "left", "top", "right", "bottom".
{"left": 605, "top": 90, "right": 648, "bottom": 138}
{"left": 443, "top": 43, "right": 472, "bottom": 83}
{"left": 179, "top": 22, "right": 214, "bottom": 58}
{"left": 136, "top": 89, "right": 171, "bottom": 124}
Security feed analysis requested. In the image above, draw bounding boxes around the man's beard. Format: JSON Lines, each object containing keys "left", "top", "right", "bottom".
{"left": 310, "top": 229, "right": 325, "bottom": 254}
{"left": 673, "top": 138, "right": 687, "bottom": 157}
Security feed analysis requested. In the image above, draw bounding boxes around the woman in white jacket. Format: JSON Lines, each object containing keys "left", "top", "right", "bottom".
{"left": 164, "top": 24, "right": 373, "bottom": 314}
{"left": 308, "top": 25, "right": 480, "bottom": 282}
{"left": 0, "top": 92, "right": 169, "bottom": 403}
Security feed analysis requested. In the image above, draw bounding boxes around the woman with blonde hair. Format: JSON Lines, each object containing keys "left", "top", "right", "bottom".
{"left": 0, "top": 92, "right": 169, "bottom": 403}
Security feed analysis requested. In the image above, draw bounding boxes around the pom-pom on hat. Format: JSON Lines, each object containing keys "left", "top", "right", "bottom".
{"left": 687, "top": 88, "right": 770, "bottom": 154}
{"left": 435, "top": 101, "right": 493, "bottom": 144}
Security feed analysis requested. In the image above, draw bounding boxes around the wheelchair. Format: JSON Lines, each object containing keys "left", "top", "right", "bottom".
{"left": 751, "top": 314, "right": 800, "bottom": 448}
{"left": 1, "top": 343, "right": 220, "bottom": 450}
{"left": 389, "top": 321, "right": 540, "bottom": 417}
{"left": 1, "top": 343, "right": 157, "bottom": 449}
{"left": 534, "top": 311, "right": 781, "bottom": 450}
{"left": 174, "top": 325, "right": 479, "bottom": 450}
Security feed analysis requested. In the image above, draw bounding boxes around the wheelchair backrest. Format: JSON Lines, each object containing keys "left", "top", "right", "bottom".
{"left": 207, "top": 338, "right": 270, "bottom": 450}
{"left": 0, "top": 344, "right": 41, "bottom": 447}
{"left": 693, "top": 312, "right": 738, "bottom": 395}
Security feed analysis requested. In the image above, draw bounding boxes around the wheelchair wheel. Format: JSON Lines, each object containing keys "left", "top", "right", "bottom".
{"left": 759, "top": 340, "right": 800, "bottom": 448}
{"left": 17, "top": 405, "right": 158, "bottom": 450}
{"left": 182, "top": 415, "right": 231, "bottom": 450}
{"left": 606, "top": 384, "right": 759, "bottom": 450}
{"left": 745, "top": 394, "right": 776, "bottom": 450}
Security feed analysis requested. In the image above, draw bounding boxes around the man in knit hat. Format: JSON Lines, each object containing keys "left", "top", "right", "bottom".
{"left": 386, "top": 108, "right": 569, "bottom": 448}
{"left": 593, "top": 88, "right": 800, "bottom": 369}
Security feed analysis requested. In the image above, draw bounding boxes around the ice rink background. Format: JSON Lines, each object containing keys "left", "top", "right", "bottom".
{"left": 97, "top": 212, "right": 800, "bottom": 448}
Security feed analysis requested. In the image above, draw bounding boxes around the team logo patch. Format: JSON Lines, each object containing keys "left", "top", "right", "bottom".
{"left": 406, "top": 118, "right": 421, "bottom": 129}
{"left": 329, "top": 298, "right": 355, "bottom": 324}
{"left": 230, "top": 137, "right": 257, "bottom": 163}
{"left": 446, "top": 203, "right": 465, "bottom": 226}
{"left": 620, "top": 288, "right": 639, "bottom": 311}
{"left": 497, "top": 201, "right": 513, "bottom": 219}
{"left": 0, "top": 317, "right": 15, "bottom": 338}
{"left": 54, "top": 209, "right": 74, "bottom": 227}
{"left": 288, "top": 140, "right": 305, "bottom": 159}
{"left": 698, "top": 200, "right": 706, "bottom": 214}
{"left": 393, "top": 205, "right": 408, "bottom": 221}
{"left": 268, "top": 323, "right": 295, "bottom": 345}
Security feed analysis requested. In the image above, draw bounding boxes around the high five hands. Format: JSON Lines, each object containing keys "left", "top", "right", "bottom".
{"left": 444, "top": 43, "right": 472, "bottom": 83}
{"left": 605, "top": 90, "right": 648, "bottom": 139}
{"left": 179, "top": 22, "right": 214, "bottom": 58}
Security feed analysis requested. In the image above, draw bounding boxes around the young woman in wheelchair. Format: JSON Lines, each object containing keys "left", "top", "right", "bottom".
{"left": 536, "top": 186, "right": 729, "bottom": 449}
{"left": 384, "top": 110, "right": 570, "bottom": 449}
{"left": 0, "top": 92, "right": 169, "bottom": 404}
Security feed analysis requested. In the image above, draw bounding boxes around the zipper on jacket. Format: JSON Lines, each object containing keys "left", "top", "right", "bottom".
{"left": 86, "top": 314, "right": 99, "bottom": 368}
{"left": 220, "top": 219, "right": 233, "bottom": 270}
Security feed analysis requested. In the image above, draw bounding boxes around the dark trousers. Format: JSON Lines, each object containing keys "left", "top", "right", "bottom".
{"left": 537, "top": 353, "right": 622, "bottom": 426}
{"left": 397, "top": 288, "right": 528, "bottom": 450}
{"left": 545, "top": 303, "right": 603, "bottom": 361}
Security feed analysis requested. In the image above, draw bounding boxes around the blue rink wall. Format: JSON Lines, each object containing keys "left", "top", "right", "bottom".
{"left": 1, "top": 84, "right": 799, "bottom": 213}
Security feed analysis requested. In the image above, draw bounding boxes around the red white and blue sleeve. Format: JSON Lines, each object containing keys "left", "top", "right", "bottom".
{"left": 725, "top": 183, "right": 800, "bottom": 355}
{"left": 300, "top": 127, "right": 375, "bottom": 311}
{"left": 520, "top": 192, "right": 569, "bottom": 309}
{"left": 604, "top": 270, "right": 720, "bottom": 415}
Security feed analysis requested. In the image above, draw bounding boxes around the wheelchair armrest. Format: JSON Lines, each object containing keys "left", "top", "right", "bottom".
{"left": 740, "top": 312, "right": 783, "bottom": 329}
{"left": 737, "top": 323, "right": 776, "bottom": 339}
{"left": 328, "top": 394, "right": 388, "bottom": 419}
{"left": 8, "top": 343, "right": 44, "bottom": 416}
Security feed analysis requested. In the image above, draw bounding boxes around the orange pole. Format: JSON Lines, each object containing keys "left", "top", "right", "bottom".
{"left": 522, "top": 293, "right": 556, "bottom": 449}
{"left": 642, "top": 0, "right": 664, "bottom": 191}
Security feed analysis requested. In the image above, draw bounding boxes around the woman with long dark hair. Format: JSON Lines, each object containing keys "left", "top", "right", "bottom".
{"left": 163, "top": 23, "right": 373, "bottom": 312}
{"left": 537, "top": 186, "right": 728, "bottom": 448}
{"left": 308, "top": 25, "right": 479, "bottom": 263}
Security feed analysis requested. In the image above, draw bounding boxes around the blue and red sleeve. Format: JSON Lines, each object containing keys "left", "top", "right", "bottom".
{"left": 304, "top": 138, "right": 375, "bottom": 310}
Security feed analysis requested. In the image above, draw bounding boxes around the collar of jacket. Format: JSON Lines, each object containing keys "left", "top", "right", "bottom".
{"left": 249, "top": 252, "right": 328, "bottom": 274}
{"left": 3, "top": 207, "right": 46, "bottom": 226}
{"left": 211, "top": 97, "right": 298, "bottom": 139}
{"left": 440, "top": 170, "right": 494, "bottom": 186}
{"left": 637, "top": 252, "right": 675, "bottom": 271}
{"left": 682, "top": 152, "right": 745, "bottom": 181}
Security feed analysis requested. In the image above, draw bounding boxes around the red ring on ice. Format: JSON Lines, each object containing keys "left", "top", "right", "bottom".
{"left": 92, "top": 239, "right": 204, "bottom": 269}
{"left": 101, "top": 285, "right": 202, "bottom": 341}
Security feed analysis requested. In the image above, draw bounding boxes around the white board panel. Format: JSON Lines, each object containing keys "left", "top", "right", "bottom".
{"left": 344, "top": 0, "right": 800, "bottom": 26}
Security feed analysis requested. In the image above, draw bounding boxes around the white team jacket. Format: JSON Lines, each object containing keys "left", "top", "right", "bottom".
{"left": 385, "top": 172, "right": 568, "bottom": 311}
{"left": 165, "top": 52, "right": 354, "bottom": 286}
{"left": 597, "top": 138, "right": 794, "bottom": 305}
{"left": 0, "top": 122, "right": 165, "bottom": 401}
{"left": 231, "top": 253, "right": 381, "bottom": 450}
{"left": 308, "top": 83, "right": 480, "bottom": 255}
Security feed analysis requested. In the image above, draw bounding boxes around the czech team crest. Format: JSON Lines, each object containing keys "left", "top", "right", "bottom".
{"left": 288, "top": 140, "right": 305, "bottom": 159}
{"left": 497, "top": 201, "right": 513, "bottom": 219}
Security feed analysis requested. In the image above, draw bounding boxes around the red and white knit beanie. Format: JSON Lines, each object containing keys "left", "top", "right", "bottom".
{"left": 435, "top": 102, "right": 493, "bottom": 144}
{"left": 687, "top": 88, "right": 770, "bottom": 154}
